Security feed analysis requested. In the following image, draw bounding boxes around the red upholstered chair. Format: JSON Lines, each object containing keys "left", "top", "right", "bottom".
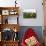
{"left": 21, "top": 28, "right": 41, "bottom": 46}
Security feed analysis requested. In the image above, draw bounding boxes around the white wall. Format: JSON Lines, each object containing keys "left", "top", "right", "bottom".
{"left": 0, "top": 0, "right": 15, "bottom": 7}
{"left": 0, "top": 0, "right": 44, "bottom": 26}
{"left": 18, "top": 0, "right": 44, "bottom": 26}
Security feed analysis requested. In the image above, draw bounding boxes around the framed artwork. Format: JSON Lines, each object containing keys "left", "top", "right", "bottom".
{"left": 23, "top": 9, "right": 36, "bottom": 18}
{"left": 2, "top": 10, "right": 9, "bottom": 15}
{"left": 10, "top": 11, "right": 15, "bottom": 15}
{"left": 9, "top": 10, "right": 17, "bottom": 15}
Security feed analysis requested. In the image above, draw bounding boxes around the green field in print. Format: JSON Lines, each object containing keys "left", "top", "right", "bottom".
{"left": 23, "top": 12, "right": 36, "bottom": 18}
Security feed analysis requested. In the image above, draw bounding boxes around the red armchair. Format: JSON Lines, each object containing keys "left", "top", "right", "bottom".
{"left": 21, "top": 28, "right": 41, "bottom": 46}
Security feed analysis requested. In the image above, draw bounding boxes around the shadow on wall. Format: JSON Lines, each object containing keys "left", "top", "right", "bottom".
{"left": 18, "top": 26, "right": 44, "bottom": 44}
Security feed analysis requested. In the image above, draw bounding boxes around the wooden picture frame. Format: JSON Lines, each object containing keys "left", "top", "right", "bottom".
{"left": 2, "top": 10, "right": 9, "bottom": 15}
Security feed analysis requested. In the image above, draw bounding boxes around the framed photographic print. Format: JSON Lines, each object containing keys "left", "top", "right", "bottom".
{"left": 2, "top": 10, "right": 9, "bottom": 15}
{"left": 23, "top": 9, "right": 36, "bottom": 18}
